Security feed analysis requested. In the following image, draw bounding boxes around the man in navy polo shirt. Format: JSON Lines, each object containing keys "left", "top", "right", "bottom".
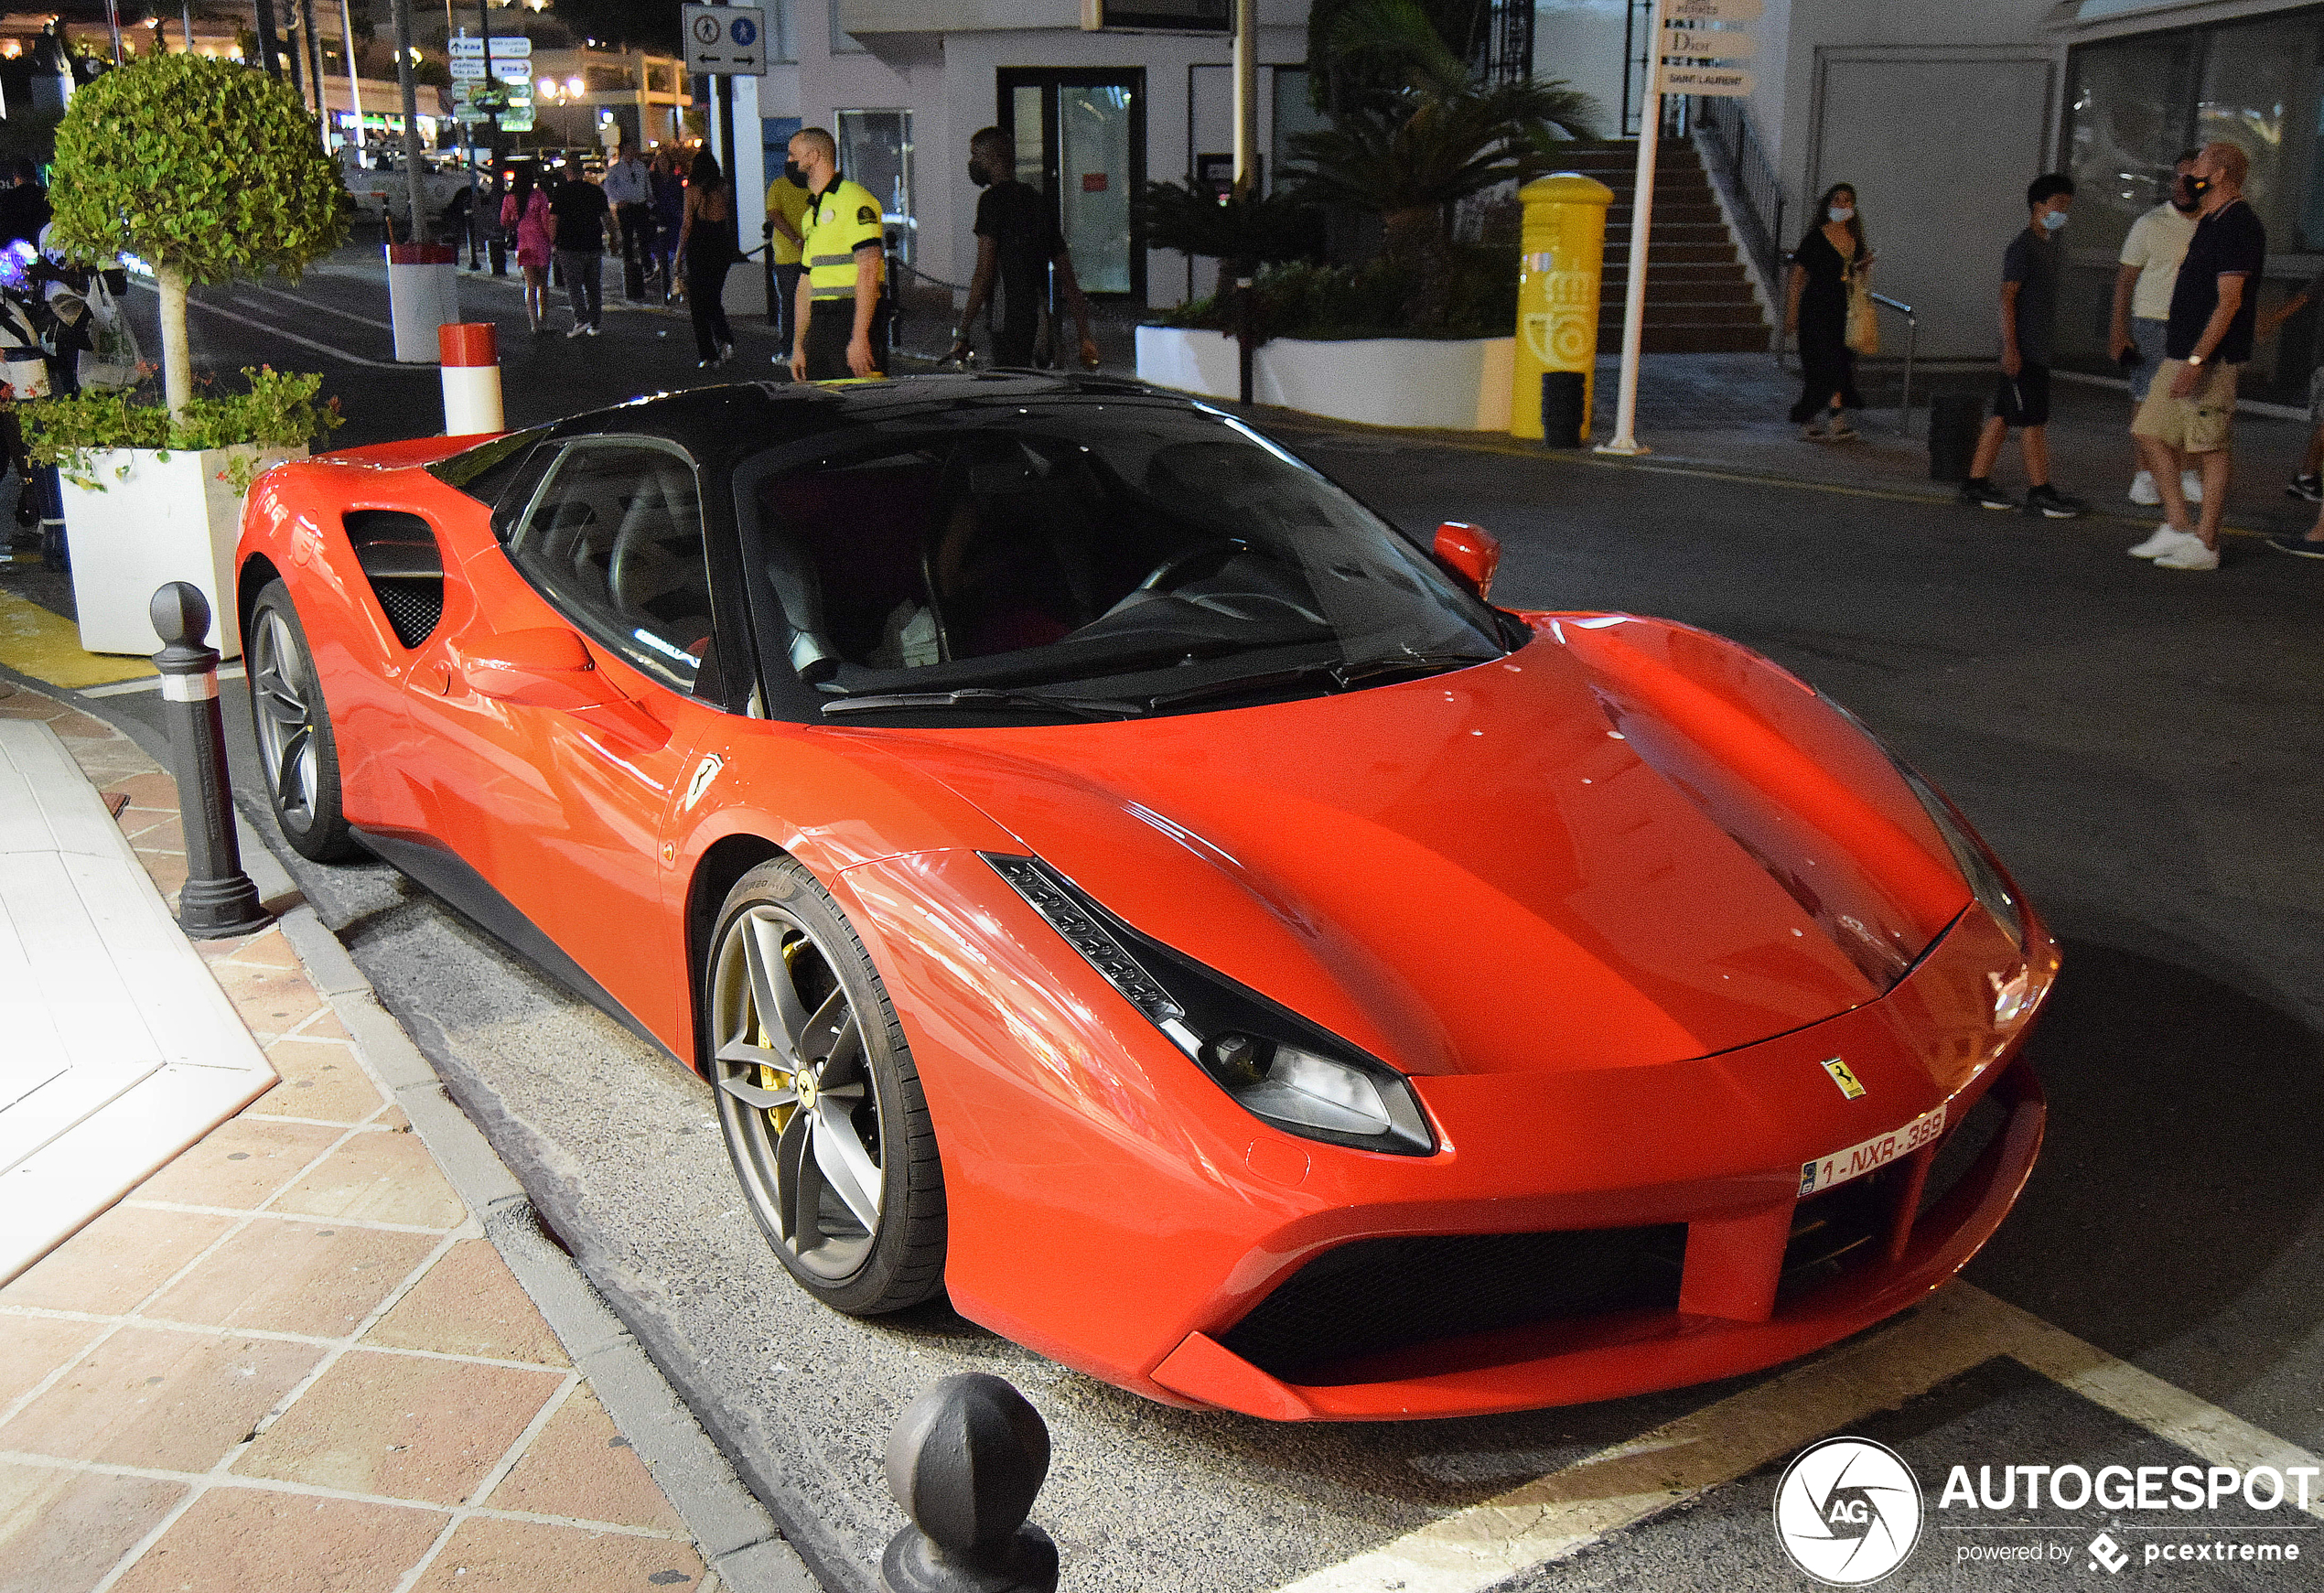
{"left": 2128, "top": 141, "right": 2265, "bottom": 572}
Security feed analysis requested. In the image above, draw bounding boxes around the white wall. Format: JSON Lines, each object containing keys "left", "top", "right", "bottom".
{"left": 1533, "top": 0, "right": 1632, "bottom": 140}
{"left": 785, "top": 13, "right": 1305, "bottom": 308}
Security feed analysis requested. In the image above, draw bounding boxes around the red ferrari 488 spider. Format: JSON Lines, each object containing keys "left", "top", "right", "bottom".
{"left": 233, "top": 374, "right": 2054, "bottom": 1420}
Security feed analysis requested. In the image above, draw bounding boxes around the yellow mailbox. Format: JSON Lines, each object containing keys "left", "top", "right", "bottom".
{"left": 1512, "top": 172, "right": 1614, "bottom": 443}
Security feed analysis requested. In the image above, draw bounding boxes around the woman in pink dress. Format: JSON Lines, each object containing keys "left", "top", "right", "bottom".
{"left": 500, "top": 166, "right": 554, "bottom": 332}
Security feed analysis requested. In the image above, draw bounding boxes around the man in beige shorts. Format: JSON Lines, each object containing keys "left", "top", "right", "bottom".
{"left": 2129, "top": 142, "right": 2265, "bottom": 572}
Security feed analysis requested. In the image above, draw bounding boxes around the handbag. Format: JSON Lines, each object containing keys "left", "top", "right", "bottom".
{"left": 1845, "top": 268, "right": 1880, "bottom": 356}
{"left": 76, "top": 274, "right": 139, "bottom": 393}
{"left": 0, "top": 295, "right": 47, "bottom": 401}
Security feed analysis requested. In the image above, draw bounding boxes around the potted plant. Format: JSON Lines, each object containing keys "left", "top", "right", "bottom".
{"left": 32, "top": 50, "right": 346, "bottom": 658}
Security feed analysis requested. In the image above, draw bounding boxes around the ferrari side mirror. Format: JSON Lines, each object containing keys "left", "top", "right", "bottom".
{"left": 1432, "top": 522, "right": 1501, "bottom": 602}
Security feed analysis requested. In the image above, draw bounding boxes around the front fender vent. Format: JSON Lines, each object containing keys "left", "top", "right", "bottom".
{"left": 345, "top": 510, "right": 445, "bottom": 650}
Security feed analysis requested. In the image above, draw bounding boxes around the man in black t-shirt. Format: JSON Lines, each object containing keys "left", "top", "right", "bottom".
{"left": 548, "top": 162, "right": 611, "bottom": 337}
{"left": 946, "top": 127, "right": 1099, "bottom": 371}
{"left": 1959, "top": 173, "right": 2086, "bottom": 519}
{"left": 2129, "top": 141, "right": 2265, "bottom": 570}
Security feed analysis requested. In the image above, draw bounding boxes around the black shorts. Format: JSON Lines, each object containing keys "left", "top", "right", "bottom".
{"left": 1993, "top": 362, "right": 2051, "bottom": 428}
{"left": 803, "top": 296, "right": 889, "bottom": 381}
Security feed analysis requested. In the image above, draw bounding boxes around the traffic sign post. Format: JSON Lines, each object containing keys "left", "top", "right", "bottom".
{"left": 1597, "top": 0, "right": 1758, "bottom": 457}
{"left": 683, "top": 4, "right": 768, "bottom": 75}
{"left": 1597, "top": 0, "right": 1669, "bottom": 457}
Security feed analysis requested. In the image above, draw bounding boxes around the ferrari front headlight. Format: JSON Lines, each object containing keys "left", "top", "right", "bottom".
{"left": 984, "top": 854, "right": 1436, "bottom": 1156}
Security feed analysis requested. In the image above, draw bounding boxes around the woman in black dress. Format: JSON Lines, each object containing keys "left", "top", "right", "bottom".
{"left": 1784, "top": 183, "right": 1872, "bottom": 439}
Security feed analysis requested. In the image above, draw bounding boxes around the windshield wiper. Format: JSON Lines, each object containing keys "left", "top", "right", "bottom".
{"left": 1142, "top": 650, "right": 1495, "bottom": 711}
{"left": 819, "top": 687, "right": 1142, "bottom": 721}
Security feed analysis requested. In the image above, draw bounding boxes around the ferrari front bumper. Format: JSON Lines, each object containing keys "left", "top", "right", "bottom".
{"left": 1146, "top": 1055, "right": 2044, "bottom": 1420}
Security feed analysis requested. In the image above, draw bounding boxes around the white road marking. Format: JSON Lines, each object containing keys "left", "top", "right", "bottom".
{"left": 1267, "top": 1285, "right": 2324, "bottom": 1593}
{"left": 234, "top": 282, "right": 394, "bottom": 332}
{"left": 126, "top": 279, "right": 412, "bottom": 371}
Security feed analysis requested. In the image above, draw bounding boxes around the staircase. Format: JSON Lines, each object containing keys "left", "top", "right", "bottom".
{"left": 1556, "top": 140, "right": 1772, "bottom": 354}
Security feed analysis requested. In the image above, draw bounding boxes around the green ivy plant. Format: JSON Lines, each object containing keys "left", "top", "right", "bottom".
{"left": 17, "top": 366, "right": 343, "bottom": 492}
{"left": 48, "top": 52, "right": 348, "bottom": 420}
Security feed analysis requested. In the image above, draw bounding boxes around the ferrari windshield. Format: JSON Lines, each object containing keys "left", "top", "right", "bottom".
{"left": 736, "top": 401, "right": 1506, "bottom": 717}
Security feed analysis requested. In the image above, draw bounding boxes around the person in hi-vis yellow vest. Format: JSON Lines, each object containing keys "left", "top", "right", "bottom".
{"left": 786, "top": 127, "right": 888, "bottom": 381}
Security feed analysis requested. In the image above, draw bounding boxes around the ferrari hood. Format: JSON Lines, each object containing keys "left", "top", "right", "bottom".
{"left": 855, "top": 624, "right": 1969, "bottom": 1077}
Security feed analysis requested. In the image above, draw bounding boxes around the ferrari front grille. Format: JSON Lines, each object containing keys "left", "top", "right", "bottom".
{"left": 1219, "top": 1225, "right": 1686, "bottom": 1385}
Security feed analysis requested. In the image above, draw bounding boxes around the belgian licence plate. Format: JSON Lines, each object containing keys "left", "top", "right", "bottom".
{"left": 1797, "top": 1105, "right": 1946, "bottom": 1197}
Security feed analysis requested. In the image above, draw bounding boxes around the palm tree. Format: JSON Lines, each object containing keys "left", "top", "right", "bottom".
{"left": 1292, "top": 0, "right": 1598, "bottom": 328}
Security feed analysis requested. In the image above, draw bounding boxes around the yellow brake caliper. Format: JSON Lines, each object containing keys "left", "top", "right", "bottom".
{"left": 753, "top": 934, "right": 804, "bottom": 1133}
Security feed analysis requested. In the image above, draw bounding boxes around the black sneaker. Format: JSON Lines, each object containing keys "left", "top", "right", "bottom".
{"left": 2267, "top": 534, "right": 2324, "bottom": 558}
{"left": 1958, "top": 479, "right": 2017, "bottom": 511}
{"left": 2025, "top": 484, "right": 2087, "bottom": 519}
{"left": 2286, "top": 474, "right": 2321, "bottom": 502}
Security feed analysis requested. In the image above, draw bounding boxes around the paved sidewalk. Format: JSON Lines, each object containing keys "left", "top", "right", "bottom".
{"left": 0, "top": 681, "right": 728, "bottom": 1593}
{"left": 1579, "top": 352, "right": 2318, "bottom": 539}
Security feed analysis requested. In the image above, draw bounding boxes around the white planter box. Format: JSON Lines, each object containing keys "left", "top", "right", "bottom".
{"left": 1136, "top": 325, "right": 1516, "bottom": 432}
{"left": 63, "top": 445, "right": 304, "bottom": 659}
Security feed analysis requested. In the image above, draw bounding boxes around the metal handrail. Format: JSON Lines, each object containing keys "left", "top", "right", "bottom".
{"left": 1870, "top": 292, "right": 1918, "bottom": 435}
{"left": 1690, "top": 94, "right": 1785, "bottom": 319}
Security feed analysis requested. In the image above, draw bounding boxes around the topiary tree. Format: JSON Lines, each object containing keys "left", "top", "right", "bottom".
{"left": 49, "top": 52, "right": 347, "bottom": 421}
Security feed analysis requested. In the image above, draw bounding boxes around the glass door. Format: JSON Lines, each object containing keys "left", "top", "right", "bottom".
{"left": 998, "top": 69, "right": 1146, "bottom": 300}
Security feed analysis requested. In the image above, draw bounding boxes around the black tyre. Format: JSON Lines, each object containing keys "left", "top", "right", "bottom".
{"left": 706, "top": 857, "right": 946, "bottom": 1315}
{"left": 247, "top": 580, "right": 358, "bottom": 862}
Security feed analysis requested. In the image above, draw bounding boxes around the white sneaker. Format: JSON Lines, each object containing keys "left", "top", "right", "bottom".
{"left": 2128, "top": 523, "right": 2202, "bottom": 559}
{"left": 2152, "top": 538, "right": 2220, "bottom": 571}
{"left": 2180, "top": 468, "right": 2203, "bottom": 504}
{"left": 2129, "top": 470, "right": 2159, "bottom": 505}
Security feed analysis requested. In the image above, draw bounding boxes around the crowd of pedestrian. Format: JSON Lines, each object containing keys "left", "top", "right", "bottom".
{"left": 1791, "top": 135, "right": 2324, "bottom": 571}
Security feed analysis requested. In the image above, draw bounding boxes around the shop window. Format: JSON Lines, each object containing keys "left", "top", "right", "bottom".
{"left": 838, "top": 109, "right": 913, "bottom": 267}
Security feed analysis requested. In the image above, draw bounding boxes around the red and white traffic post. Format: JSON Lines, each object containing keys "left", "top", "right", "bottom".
{"left": 438, "top": 321, "right": 504, "bottom": 436}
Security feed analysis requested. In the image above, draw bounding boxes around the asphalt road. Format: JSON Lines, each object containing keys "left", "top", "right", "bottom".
{"left": 33, "top": 253, "right": 2324, "bottom": 1590}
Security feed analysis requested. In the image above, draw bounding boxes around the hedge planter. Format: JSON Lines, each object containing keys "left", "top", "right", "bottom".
{"left": 64, "top": 445, "right": 304, "bottom": 658}
{"left": 1135, "top": 326, "right": 1516, "bottom": 431}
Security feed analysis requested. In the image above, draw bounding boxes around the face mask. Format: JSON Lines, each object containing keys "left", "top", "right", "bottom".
{"left": 1828, "top": 205, "right": 1854, "bottom": 223}
{"left": 2188, "top": 176, "right": 2211, "bottom": 199}
{"left": 968, "top": 159, "right": 993, "bottom": 188}
{"left": 2039, "top": 210, "right": 2069, "bottom": 231}
{"left": 783, "top": 160, "right": 805, "bottom": 186}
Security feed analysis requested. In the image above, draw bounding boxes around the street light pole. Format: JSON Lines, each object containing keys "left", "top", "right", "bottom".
{"left": 391, "top": 0, "right": 425, "bottom": 245}
{"left": 341, "top": 0, "right": 366, "bottom": 158}
{"left": 254, "top": 0, "right": 282, "bottom": 79}
{"left": 102, "top": 0, "right": 123, "bottom": 65}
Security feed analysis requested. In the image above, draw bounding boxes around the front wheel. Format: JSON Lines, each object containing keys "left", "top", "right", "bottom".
{"left": 706, "top": 857, "right": 946, "bottom": 1315}
{"left": 247, "top": 580, "right": 358, "bottom": 862}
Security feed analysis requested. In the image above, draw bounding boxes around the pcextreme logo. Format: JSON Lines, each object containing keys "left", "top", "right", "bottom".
{"left": 1773, "top": 1437, "right": 1924, "bottom": 1585}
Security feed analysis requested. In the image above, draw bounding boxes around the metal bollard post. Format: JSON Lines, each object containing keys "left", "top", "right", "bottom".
{"left": 881, "top": 1374, "right": 1059, "bottom": 1593}
{"left": 149, "top": 583, "right": 271, "bottom": 939}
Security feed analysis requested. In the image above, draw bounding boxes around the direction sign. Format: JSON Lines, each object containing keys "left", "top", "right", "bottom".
{"left": 1663, "top": 27, "right": 1756, "bottom": 59}
{"left": 1658, "top": 63, "right": 1755, "bottom": 96}
{"left": 448, "top": 58, "right": 487, "bottom": 80}
{"left": 1664, "top": 0, "right": 1760, "bottom": 20}
{"left": 487, "top": 35, "right": 531, "bottom": 58}
{"left": 682, "top": 4, "right": 768, "bottom": 76}
{"left": 448, "top": 33, "right": 483, "bottom": 57}
{"left": 499, "top": 110, "right": 534, "bottom": 132}
{"left": 492, "top": 61, "right": 531, "bottom": 85}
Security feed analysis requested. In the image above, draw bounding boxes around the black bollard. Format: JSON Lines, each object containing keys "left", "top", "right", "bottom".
{"left": 149, "top": 583, "right": 271, "bottom": 939}
{"left": 881, "top": 1374, "right": 1059, "bottom": 1593}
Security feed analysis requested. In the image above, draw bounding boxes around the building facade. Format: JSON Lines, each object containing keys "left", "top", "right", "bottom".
{"left": 1538, "top": 0, "right": 2324, "bottom": 395}
{"left": 732, "top": 0, "right": 1313, "bottom": 315}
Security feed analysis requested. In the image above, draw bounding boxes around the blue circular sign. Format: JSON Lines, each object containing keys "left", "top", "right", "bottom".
{"left": 728, "top": 16, "right": 758, "bottom": 46}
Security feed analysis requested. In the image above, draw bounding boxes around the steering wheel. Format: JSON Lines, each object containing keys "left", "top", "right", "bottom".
{"left": 1136, "top": 537, "right": 1248, "bottom": 593}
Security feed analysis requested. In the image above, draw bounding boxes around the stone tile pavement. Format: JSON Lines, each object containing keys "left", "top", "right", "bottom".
{"left": 0, "top": 679, "right": 726, "bottom": 1593}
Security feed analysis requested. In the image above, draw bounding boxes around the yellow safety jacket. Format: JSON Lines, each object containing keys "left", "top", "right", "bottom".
{"left": 802, "top": 176, "right": 886, "bottom": 300}
{"left": 766, "top": 175, "right": 812, "bottom": 266}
